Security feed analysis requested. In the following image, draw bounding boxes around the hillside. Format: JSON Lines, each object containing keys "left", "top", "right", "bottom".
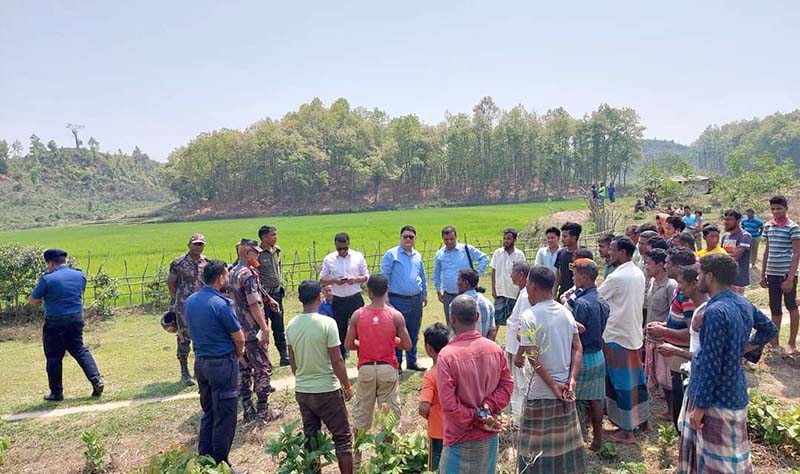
{"left": 0, "top": 138, "right": 173, "bottom": 230}
{"left": 642, "top": 138, "right": 690, "bottom": 161}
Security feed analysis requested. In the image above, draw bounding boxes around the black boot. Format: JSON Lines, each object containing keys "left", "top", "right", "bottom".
{"left": 180, "top": 359, "right": 195, "bottom": 386}
{"left": 257, "top": 397, "right": 283, "bottom": 422}
{"left": 44, "top": 392, "right": 63, "bottom": 402}
{"left": 279, "top": 348, "right": 290, "bottom": 367}
{"left": 242, "top": 399, "right": 264, "bottom": 425}
{"left": 91, "top": 378, "right": 104, "bottom": 397}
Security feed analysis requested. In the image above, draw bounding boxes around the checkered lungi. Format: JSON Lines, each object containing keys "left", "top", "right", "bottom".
{"left": 677, "top": 398, "right": 753, "bottom": 474}
{"left": 575, "top": 350, "right": 606, "bottom": 401}
{"left": 518, "top": 399, "right": 587, "bottom": 474}
{"left": 439, "top": 436, "right": 498, "bottom": 474}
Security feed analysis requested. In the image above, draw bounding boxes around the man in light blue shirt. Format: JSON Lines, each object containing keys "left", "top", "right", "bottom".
{"left": 433, "top": 226, "right": 489, "bottom": 322}
{"left": 381, "top": 225, "right": 428, "bottom": 372}
{"left": 456, "top": 269, "right": 496, "bottom": 340}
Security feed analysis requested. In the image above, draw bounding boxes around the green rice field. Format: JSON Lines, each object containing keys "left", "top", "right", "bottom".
{"left": 0, "top": 200, "right": 584, "bottom": 278}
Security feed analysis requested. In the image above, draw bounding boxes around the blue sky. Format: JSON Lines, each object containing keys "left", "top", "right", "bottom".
{"left": 1, "top": 0, "right": 797, "bottom": 161}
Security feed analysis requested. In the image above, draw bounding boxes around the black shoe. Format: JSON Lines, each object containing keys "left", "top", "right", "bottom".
{"left": 44, "top": 392, "right": 63, "bottom": 402}
{"left": 279, "top": 358, "right": 290, "bottom": 367}
{"left": 91, "top": 380, "right": 104, "bottom": 398}
{"left": 406, "top": 364, "right": 426, "bottom": 372}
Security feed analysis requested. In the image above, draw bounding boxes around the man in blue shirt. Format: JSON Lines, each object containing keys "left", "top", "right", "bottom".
{"left": 381, "top": 225, "right": 428, "bottom": 372}
{"left": 433, "top": 225, "right": 489, "bottom": 323}
{"left": 29, "top": 249, "right": 103, "bottom": 402}
{"left": 679, "top": 253, "right": 777, "bottom": 473}
{"left": 743, "top": 208, "right": 764, "bottom": 267}
{"left": 184, "top": 259, "right": 245, "bottom": 469}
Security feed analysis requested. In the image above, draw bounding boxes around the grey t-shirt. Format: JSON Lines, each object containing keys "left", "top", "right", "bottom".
{"left": 646, "top": 276, "right": 677, "bottom": 342}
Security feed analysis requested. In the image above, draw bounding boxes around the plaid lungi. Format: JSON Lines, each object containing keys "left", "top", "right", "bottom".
{"left": 518, "top": 399, "right": 587, "bottom": 474}
{"left": 677, "top": 399, "right": 753, "bottom": 474}
{"left": 604, "top": 342, "right": 650, "bottom": 431}
{"left": 575, "top": 350, "right": 605, "bottom": 401}
{"left": 494, "top": 296, "right": 516, "bottom": 326}
{"left": 439, "top": 436, "right": 498, "bottom": 474}
{"left": 644, "top": 340, "right": 672, "bottom": 390}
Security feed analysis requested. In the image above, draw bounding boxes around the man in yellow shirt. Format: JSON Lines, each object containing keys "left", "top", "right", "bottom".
{"left": 697, "top": 225, "right": 727, "bottom": 258}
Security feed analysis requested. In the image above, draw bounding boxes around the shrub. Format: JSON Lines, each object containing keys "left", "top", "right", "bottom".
{"left": 0, "top": 436, "right": 10, "bottom": 465}
{"left": 355, "top": 411, "right": 430, "bottom": 474}
{"left": 81, "top": 430, "right": 110, "bottom": 474}
{"left": 747, "top": 389, "right": 800, "bottom": 451}
{"left": 264, "top": 420, "right": 337, "bottom": 474}
{"left": 135, "top": 445, "right": 231, "bottom": 474}
{"left": 88, "top": 270, "right": 119, "bottom": 318}
{"left": 656, "top": 424, "right": 679, "bottom": 468}
{"left": 144, "top": 265, "right": 171, "bottom": 311}
{"left": 0, "top": 243, "right": 45, "bottom": 312}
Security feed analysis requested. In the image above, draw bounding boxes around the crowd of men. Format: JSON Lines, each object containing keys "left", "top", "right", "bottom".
{"left": 29, "top": 194, "right": 800, "bottom": 474}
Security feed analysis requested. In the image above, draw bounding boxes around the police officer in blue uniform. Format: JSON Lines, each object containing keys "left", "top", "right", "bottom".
{"left": 184, "top": 259, "right": 246, "bottom": 470}
{"left": 29, "top": 249, "right": 104, "bottom": 401}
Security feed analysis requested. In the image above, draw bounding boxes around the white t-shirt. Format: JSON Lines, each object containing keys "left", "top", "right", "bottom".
{"left": 505, "top": 287, "right": 531, "bottom": 356}
{"left": 598, "top": 261, "right": 646, "bottom": 350}
{"left": 518, "top": 299, "right": 578, "bottom": 400}
{"left": 689, "top": 301, "right": 707, "bottom": 354}
{"left": 490, "top": 247, "right": 527, "bottom": 299}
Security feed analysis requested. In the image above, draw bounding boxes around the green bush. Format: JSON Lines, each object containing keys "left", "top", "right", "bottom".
{"left": 0, "top": 436, "right": 10, "bottom": 465}
{"left": 81, "top": 430, "right": 110, "bottom": 474}
{"left": 144, "top": 264, "right": 171, "bottom": 311}
{"left": 747, "top": 389, "right": 800, "bottom": 450}
{"left": 264, "top": 420, "right": 337, "bottom": 474}
{"left": 656, "top": 424, "right": 679, "bottom": 468}
{"left": 0, "top": 243, "right": 45, "bottom": 312}
{"left": 135, "top": 445, "right": 231, "bottom": 474}
{"left": 355, "top": 411, "right": 431, "bottom": 474}
{"left": 88, "top": 269, "right": 119, "bottom": 318}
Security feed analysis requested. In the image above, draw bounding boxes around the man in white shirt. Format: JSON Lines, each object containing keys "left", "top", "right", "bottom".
{"left": 503, "top": 261, "right": 532, "bottom": 423}
{"left": 319, "top": 233, "right": 369, "bottom": 357}
{"left": 491, "top": 228, "right": 527, "bottom": 327}
{"left": 534, "top": 227, "right": 561, "bottom": 272}
{"left": 598, "top": 236, "right": 649, "bottom": 443}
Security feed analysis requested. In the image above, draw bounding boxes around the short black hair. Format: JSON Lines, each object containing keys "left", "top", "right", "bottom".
{"left": 527, "top": 265, "right": 556, "bottom": 291}
{"left": 367, "top": 274, "right": 389, "bottom": 296}
{"left": 612, "top": 236, "right": 636, "bottom": 258}
{"left": 512, "top": 260, "right": 531, "bottom": 277}
{"left": 646, "top": 248, "right": 668, "bottom": 265}
{"left": 545, "top": 226, "right": 561, "bottom": 237}
{"left": 700, "top": 253, "right": 739, "bottom": 286}
{"left": 400, "top": 225, "right": 416, "bottom": 236}
{"left": 424, "top": 323, "right": 449, "bottom": 354}
{"left": 334, "top": 232, "right": 350, "bottom": 243}
{"left": 638, "top": 222, "right": 658, "bottom": 233}
{"left": 503, "top": 228, "right": 518, "bottom": 239}
{"left": 665, "top": 216, "right": 686, "bottom": 232}
{"left": 258, "top": 225, "right": 277, "bottom": 239}
{"left": 746, "top": 208, "right": 755, "bottom": 214}
{"left": 724, "top": 209, "right": 742, "bottom": 220}
{"left": 202, "top": 259, "right": 228, "bottom": 284}
{"left": 575, "top": 248, "right": 594, "bottom": 260}
{"left": 560, "top": 221, "right": 582, "bottom": 239}
{"left": 625, "top": 225, "right": 640, "bottom": 235}
{"left": 770, "top": 195, "right": 789, "bottom": 208}
{"left": 702, "top": 224, "right": 720, "bottom": 237}
{"left": 668, "top": 247, "right": 697, "bottom": 267}
{"left": 648, "top": 236, "right": 669, "bottom": 250}
{"left": 298, "top": 279, "right": 322, "bottom": 304}
{"left": 678, "top": 233, "right": 697, "bottom": 251}
{"left": 598, "top": 233, "right": 614, "bottom": 245}
{"left": 458, "top": 268, "right": 479, "bottom": 288}
{"left": 572, "top": 259, "right": 598, "bottom": 281}
{"left": 450, "top": 295, "right": 478, "bottom": 324}
{"left": 684, "top": 205, "right": 691, "bottom": 210}
{"left": 441, "top": 225, "right": 456, "bottom": 236}
{"left": 678, "top": 265, "right": 699, "bottom": 285}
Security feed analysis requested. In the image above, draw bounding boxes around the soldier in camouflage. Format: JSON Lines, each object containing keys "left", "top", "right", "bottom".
{"left": 167, "top": 233, "right": 209, "bottom": 386}
{"left": 229, "top": 238, "right": 283, "bottom": 424}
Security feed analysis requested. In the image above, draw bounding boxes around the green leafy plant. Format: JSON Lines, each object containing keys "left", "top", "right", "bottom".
{"left": 596, "top": 442, "right": 620, "bottom": 461}
{"left": 136, "top": 445, "right": 231, "bottom": 474}
{"left": 265, "top": 420, "right": 337, "bottom": 474}
{"left": 613, "top": 461, "right": 647, "bottom": 474}
{"left": 656, "top": 424, "right": 679, "bottom": 468}
{"left": 89, "top": 269, "right": 119, "bottom": 318}
{"left": 144, "top": 264, "right": 171, "bottom": 310}
{"left": 355, "top": 410, "right": 431, "bottom": 474}
{"left": 747, "top": 389, "right": 800, "bottom": 450}
{"left": 0, "top": 436, "right": 10, "bottom": 465}
{"left": 0, "top": 243, "right": 45, "bottom": 313}
{"left": 81, "top": 430, "right": 110, "bottom": 474}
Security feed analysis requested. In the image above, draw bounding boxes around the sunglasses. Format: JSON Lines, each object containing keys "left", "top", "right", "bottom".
{"left": 402, "top": 235, "right": 416, "bottom": 240}
{"left": 337, "top": 247, "right": 349, "bottom": 252}
{"left": 191, "top": 242, "right": 205, "bottom": 246}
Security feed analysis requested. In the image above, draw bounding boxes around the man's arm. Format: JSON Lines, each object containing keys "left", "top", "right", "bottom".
{"left": 491, "top": 269, "right": 497, "bottom": 299}
{"left": 420, "top": 257, "right": 428, "bottom": 302}
{"left": 746, "top": 305, "right": 779, "bottom": 352}
{"left": 288, "top": 345, "right": 297, "bottom": 374}
{"left": 318, "top": 255, "right": 341, "bottom": 286}
{"left": 29, "top": 275, "right": 46, "bottom": 305}
{"left": 344, "top": 310, "right": 360, "bottom": 351}
{"left": 691, "top": 310, "right": 725, "bottom": 409}
{"left": 516, "top": 344, "right": 566, "bottom": 400}
{"left": 231, "top": 330, "right": 245, "bottom": 359}
{"left": 482, "top": 352, "right": 514, "bottom": 413}
{"left": 380, "top": 251, "right": 393, "bottom": 280}
{"left": 787, "top": 238, "right": 800, "bottom": 291}
{"left": 761, "top": 236, "right": 770, "bottom": 282}
{"left": 436, "top": 357, "right": 477, "bottom": 433}
{"left": 472, "top": 246, "right": 490, "bottom": 274}
{"left": 166, "top": 265, "right": 178, "bottom": 299}
{"left": 328, "top": 347, "right": 352, "bottom": 400}
{"left": 486, "top": 303, "right": 497, "bottom": 341}
{"left": 433, "top": 253, "right": 443, "bottom": 297}
{"left": 566, "top": 333, "right": 583, "bottom": 394}
{"left": 394, "top": 310, "right": 413, "bottom": 351}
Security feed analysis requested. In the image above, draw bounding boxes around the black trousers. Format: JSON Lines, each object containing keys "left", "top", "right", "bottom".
{"left": 43, "top": 314, "right": 101, "bottom": 394}
{"left": 196, "top": 353, "right": 239, "bottom": 466}
{"left": 332, "top": 293, "right": 364, "bottom": 356}
{"left": 671, "top": 370, "right": 684, "bottom": 432}
{"left": 265, "top": 287, "right": 287, "bottom": 357}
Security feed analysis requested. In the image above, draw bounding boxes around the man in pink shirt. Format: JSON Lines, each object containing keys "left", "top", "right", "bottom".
{"left": 436, "top": 295, "right": 514, "bottom": 474}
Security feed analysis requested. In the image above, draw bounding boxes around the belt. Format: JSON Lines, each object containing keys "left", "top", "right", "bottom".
{"left": 388, "top": 292, "right": 421, "bottom": 300}
{"left": 361, "top": 361, "right": 392, "bottom": 366}
{"left": 333, "top": 293, "right": 362, "bottom": 300}
{"left": 196, "top": 353, "right": 234, "bottom": 360}
{"left": 444, "top": 292, "right": 459, "bottom": 297}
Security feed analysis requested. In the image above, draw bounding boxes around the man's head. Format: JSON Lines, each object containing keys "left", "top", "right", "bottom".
{"left": 666, "top": 247, "right": 697, "bottom": 279}
{"left": 400, "top": 225, "right": 417, "bottom": 250}
{"left": 424, "top": 322, "right": 449, "bottom": 359}
{"left": 187, "top": 233, "right": 206, "bottom": 257}
{"left": 258, "top": 226, "right": 277, "bottom": 247}
{"left": 526, "top": 265, "right": 556, "bottom": 305}
{"left": 503, "top": 228, "right": 518, "bottom": 250}
{"left": 638, "top": 230, "right": 657, "bottom": 255}
{"left": 334, "top": 232, "right": 350, "bottom": 257}
{"left": 572, "top": 258, "right": 598, "bottom": 290}
{"left": 664, "top": 216, "right": 686, "bottom": 238}
{"left": 560, "top": 222, "right": 582, "bottom": 248}
{"left": 298, "top": 279, "right": 322, "bottom": 307}
{"left": 456, "top": 268, "right": 479, "bottom": 293}
{"left": 43, "top": 249, "right": 67, "bottom": 271}
{"left": 695, "top": 210, "right": 703, "bottom": 217}
{"left": 366, "top": 273, "right": 389, "bottom": 300}
{"left": 545, "top": 227, "right": 561, "bottom": 249}
{"left": 323, "top": 284, "right": 333, "bottom": 302}
{"left": 644, "top": 248, "right": 668, "bottom": 279}
{"left": 647, "top": 236, "right": 669, "bottom": 251}
{"left": 698, "top": 253, "right": 738, "bottom": 294}
{"left": 449, "top": 295, "right": 479, "bottom": 333}
{"left": 677, "top": 265, "right": 701, "bottom": 301}
{"left": 770, "top": 195, "right": 789, "bottom": 221}
{"left": 723, "top": 210, "right": 742, "bottom": 232}
{"left": 575, "top": 248, "right": 594, "bottom": 260}
{"left": 625, "top": 225, "right": 640, "bottom": 242}
{"left": 638, "top": 222, "right": 658, "bottom": 234}
{"left": 442, "top": 226, "right": 457, "bottom": 250}
{"left": 702, "top": 224, "right": 721, "bottom": 249}
{"left": 202, "top": 259, "right": 229, "bottom": 288}
{"left": 746, "top": 208, "right": 756, "bottom": 219}
{"left": 675, "top": 233, "right": 697, "bottom": 251}
{"left": 511, "top": 261, "right": 531, "bottom": 289}
{"left": 609, "top": 236, "right": 636, "bottom": 265}
{"left": 236, "top": 239, "right": 262, "bottom": 267}
{"left": 597, "top": 233, "right": 614, "bottom": 260}
{"left": 683, "top": 206, "right": 691, "bottom": 217}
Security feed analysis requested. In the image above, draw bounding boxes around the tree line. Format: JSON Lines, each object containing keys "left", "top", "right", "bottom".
{"left": 162, "top": 97, "right": 645, "bottom": 206}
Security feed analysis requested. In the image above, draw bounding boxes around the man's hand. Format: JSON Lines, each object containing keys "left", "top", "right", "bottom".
{"left": 514, "top": 353, "right": 526, "bottom": 368}
{"left": 782, "top": 276, "right": 794, "bottom": 294}
{"left": 689, "top": 407, "right": 705, "bottom": 430}
{"left": 491, "top": 288, "right": 498, "bottom": 299}
{"left": 267, "top": 296, "right": 280, "bottom": 313}
{"left": 760, "top": 275, "right": 768, "bottom": 288}
{"left": 346, "top": 277, "right": 356, "bottom": 285}
{"left": 437, "top": 292, "right": 445, "bottom": 303}
{"left": 343, "top": 385, "right": 353, "bottom": 401}
{"left": 476, "top": 404, "right": 503, "bottom": 433}
{"left": 647, "top": 321, "right": 667, "bottom": 338}
{"left": 551, "top": 382, "right": 568, "bottom": 401}
{"left": 657, "top": 342, "right": 683, "bottom": 358}
{"left": 258, "top": 328, "right": 271, "bottom": 348}
{"left": 423, "top": 297, "right": 428, "bottom": 308}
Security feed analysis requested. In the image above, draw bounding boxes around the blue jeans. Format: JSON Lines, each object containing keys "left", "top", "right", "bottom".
{"left": 389, "top": 293, "right": 423, "bottom": 367}
{"left": 196, "top": 353, "right": 239, "bottom": 466}
{"left": 43, "top": 313, "right": 101, "bottom": 394}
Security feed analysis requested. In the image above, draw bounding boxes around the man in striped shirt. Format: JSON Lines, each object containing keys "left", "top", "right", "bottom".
{"left": 760, "top": 195, "right": 800, "bottom": 353}
{"left": 456, "top": 269, "right": 496, "bottom": 341}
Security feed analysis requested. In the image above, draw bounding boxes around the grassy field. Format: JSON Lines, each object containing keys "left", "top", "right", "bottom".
{"left": 0, "top": 200, "right": 584, "bottom": 278}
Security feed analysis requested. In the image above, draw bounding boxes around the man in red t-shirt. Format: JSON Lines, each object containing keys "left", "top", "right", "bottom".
{"left": 344, "top": 274, "right": 412, "bottom": 440}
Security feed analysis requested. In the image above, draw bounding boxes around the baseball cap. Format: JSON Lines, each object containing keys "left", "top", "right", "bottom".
{"left": 43, "top": 249, "right": 68, "bottom": 262}
{"left": 189, "top": 233, "right": 206, "bottom": 244}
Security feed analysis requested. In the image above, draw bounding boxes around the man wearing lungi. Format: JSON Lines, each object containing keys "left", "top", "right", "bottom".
{"left": 678, "top": 254, "right": 776, "bottom": 473}
{"left": 515, "top": 265, "right": 587, "bottom": 474}
{"left": 598, "top": 236, "right": 649, "bottom": 443}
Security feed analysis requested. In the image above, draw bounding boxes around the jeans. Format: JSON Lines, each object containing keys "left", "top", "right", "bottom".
{"left": 196, "top": 353, "right": 239, "bottom": 466}
{"left": 43, "top": 313, "right": 101, "bottom": 394}
{"left": 389, "top": 293, "right": 423, "bottom": 366}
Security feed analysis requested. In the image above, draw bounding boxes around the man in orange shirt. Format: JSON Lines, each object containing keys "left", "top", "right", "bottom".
{"left": 419, "top": 323, "right": 449, "bottom": 472}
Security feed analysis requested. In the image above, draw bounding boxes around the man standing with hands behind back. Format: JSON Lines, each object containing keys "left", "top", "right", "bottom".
{"left": 258, "top": 225, "right": 289, "bottom": 366}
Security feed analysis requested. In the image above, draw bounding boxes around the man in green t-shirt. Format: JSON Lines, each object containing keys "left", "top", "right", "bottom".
{"left": 287, "top": 280, "right": 354, "bottom": 474}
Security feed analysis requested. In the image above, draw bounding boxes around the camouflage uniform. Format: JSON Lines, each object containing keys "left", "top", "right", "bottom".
{"left": 229, "top": 261, "right": 274, "bottom": 418}
{"left": 167, "top": 253, "right": 208, "bottom": 362}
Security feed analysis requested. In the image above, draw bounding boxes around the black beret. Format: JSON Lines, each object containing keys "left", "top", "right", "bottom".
{"left": 43, "top": 249, "right": 68, "bottom": 261}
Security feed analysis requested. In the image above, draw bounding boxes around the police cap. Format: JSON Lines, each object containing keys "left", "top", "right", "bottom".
{"left": 237, "top": 239, "right": 262, "bottom": 252}
{"left": 43, "top": 249, "right": 68, "bottom": 262}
